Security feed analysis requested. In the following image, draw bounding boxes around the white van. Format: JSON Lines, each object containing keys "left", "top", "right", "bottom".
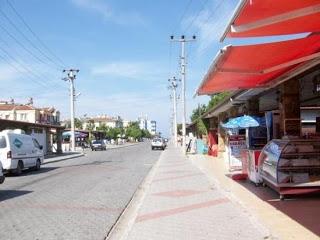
{"left": 0, "top": 129, "right": 44, "bottom": 175}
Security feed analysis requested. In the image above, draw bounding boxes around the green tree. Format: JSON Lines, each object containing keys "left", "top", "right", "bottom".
{"left": 190, "top": 104, "right": 207, "bottom": 122}
{"left": 141, "top": 129, "right": 152, "bottom": 138}
{"left": 126, "top": 121, "right": 143, "bottom": 141}
{"left": 75, "top": 118, "right": 83, "bottom": 130}
{"left": 85, "top": 120, "right": 95, "bottom": 131}
{"left": 106, "top": 127, "right": 121, "bottom": 140}
{"left": 207, "top": 92, "right": 230, "bottom": 110}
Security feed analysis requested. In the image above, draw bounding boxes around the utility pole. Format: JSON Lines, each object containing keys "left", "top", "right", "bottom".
{"left": 170, "top": 35, "right": 196, "bottom": 154}
{"left": 168, "top": 77, "right": 179, "bottom": 147}
{"left": 63, "top": 69, "right": 79, "bottom": 152}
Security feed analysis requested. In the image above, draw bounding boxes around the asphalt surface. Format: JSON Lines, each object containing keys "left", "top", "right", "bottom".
{"left": 0, "top": 142, "right": 161, "bottom": 240}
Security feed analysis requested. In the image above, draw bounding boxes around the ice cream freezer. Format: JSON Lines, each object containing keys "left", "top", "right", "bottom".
{"left": 259, "top": 139, "right": 320, "bottom": 200}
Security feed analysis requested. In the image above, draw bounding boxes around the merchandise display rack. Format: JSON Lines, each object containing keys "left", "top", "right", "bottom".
{"left": 259, "top": 139, "right": 320, "bottom": 199}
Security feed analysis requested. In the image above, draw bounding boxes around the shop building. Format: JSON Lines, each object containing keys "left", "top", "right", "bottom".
{"left": 192, "top": 0, "right": 320, "bottom": 198}
{"left": 0, "top": 119, "right": 64, "bottom": 154}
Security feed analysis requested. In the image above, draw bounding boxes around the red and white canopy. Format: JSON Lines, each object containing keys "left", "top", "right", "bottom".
{"left": 196, "top": 34, "right": 320, "bottom": 95}
{"left": 221, "top": 0, "right": 320, "bottom": 40}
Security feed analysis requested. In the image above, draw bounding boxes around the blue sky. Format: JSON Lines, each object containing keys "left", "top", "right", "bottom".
{"left": 0, "top": 0, "right": 240, "bottom": 135}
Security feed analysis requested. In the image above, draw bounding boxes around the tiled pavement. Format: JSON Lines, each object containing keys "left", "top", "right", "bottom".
{"left": 124, "top": 145, "right": 272, "bottom": 240}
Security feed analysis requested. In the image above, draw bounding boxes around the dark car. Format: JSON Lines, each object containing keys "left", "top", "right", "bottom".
{"left": 91, "top": 140, "right": 106, "bottom": 151}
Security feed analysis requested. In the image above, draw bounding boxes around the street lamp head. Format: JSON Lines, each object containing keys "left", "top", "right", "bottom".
{"left": 181, "top": 35, "right": 185, "bottom": 40}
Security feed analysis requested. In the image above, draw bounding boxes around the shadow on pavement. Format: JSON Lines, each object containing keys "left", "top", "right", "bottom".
{"left": 0, "top": 190, "right": 32, "bottom": 202}
{"left": 233, "top": 177, "right": 320, "bottom": 237}
{"left": 6, "top": 167, "right": 59, "bottom": 177}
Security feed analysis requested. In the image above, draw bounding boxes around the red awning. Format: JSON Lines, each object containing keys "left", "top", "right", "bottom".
{"left": 196, "top": 34, "right": 320, "bottom": 95}
{"left": 221, "top": 0, "right": 320, "bottom": 40}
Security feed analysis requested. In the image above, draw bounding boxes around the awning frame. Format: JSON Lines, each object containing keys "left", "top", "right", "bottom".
{"left": 220, "top": 0, "right": 320, "bottom": 42}
{"left": 231, "top": 4, "right": 320, "bottom": 34}
{"left": 220, "top": 0, "right": 247, "bottom": 42}
{"left": 195, "top": 46, "right": 231, "bottom": 96}
{"left": 217, "top": 52, "right": 320, "bottom": 75}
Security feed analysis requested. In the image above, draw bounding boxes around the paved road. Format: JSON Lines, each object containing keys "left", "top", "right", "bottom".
{"left": 0, "top": 142, "right": 161, "bottom": 240}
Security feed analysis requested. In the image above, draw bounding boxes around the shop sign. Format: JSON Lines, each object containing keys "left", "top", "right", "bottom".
{"left": 228, "top": 135, "right": 246, "bottom": 170}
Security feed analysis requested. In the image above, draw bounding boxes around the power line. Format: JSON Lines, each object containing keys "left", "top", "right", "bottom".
{"left": 0, "top": 23, "right": 58, "bottom": 69}
{"left": 6, "top": 0, "right": 67, "bottom": 68}
{"left": 193, "top": 0, "right": 225, "bottom": 36}
{"left": 182, "top": 0, "right": 210, "bottom": 34}
{"left": 0, "top": 51, "right": 47, "bottom": 88}
{"left": 170, "top": 0, "right": 194, "bottom": 34}
{"left": 0, "top": 42, "right": 66, "bottom": 90}
{"left": 0, "top": 7, "right": 64, "bottom": 70}
{"left": 0, "top": 34, "right": 66, "bottom": 89}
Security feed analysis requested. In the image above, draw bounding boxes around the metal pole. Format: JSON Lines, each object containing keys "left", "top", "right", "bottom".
{"left": 172, "top": 79, "right": 178, "bottom": 147}
{"left": 70, "top": 78, "right": 75, "bottom": 152}
{"left": 170, "top": 35, "right": 195, "bottom": 154}
{"left": 63, "top": 69, "right": 79, "bottom": 152}
{"left": 181, "top": 40, "right": 186, "bottom": 154}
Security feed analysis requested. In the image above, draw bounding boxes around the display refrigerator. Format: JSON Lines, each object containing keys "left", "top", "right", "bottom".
{"left": 259, "top": 139, "right": 320, "bottom": 199}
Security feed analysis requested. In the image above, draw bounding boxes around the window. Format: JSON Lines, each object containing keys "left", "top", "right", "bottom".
{"left": 20, "top": 113, "right": 27, "bottom": 120}
{"left": 32, "top": 139, "right": 41, "bottom": 149}
{"left": 33, "top": 128, "right": 43, "bottom": 134}
{"left": 0, "top": 136, "right": 7, "bottom": 148}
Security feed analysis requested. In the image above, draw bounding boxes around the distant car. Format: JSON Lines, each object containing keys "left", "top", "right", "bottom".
{"left": 151, "top": 138, "right": 165, "bottom": 150}
{"left": 0, "top": 162, "right": 5, "bottom": 184}
{"left": 91, "top": 140, "right": 106, "bottom": 151}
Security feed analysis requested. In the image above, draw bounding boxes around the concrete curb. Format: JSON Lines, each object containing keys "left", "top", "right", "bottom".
{"left": 105, "top": 146, "right": 164, "bottom": 240}
{"left": 43, "top": 153, "right": 85, "bottom": 165}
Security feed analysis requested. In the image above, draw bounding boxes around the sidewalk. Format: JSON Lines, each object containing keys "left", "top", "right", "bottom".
{"left": 189, "top": 153, "right": 320, "bottom": 240}
{"left": 44, "top": 152, "right": 84, "bottom": 164}
{"left": 108, "top": 145, "right": 272, "bottom": 240}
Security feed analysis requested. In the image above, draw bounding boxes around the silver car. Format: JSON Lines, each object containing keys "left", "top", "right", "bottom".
{"left": 151, "top": 138, "right": 165, "bottom": 150}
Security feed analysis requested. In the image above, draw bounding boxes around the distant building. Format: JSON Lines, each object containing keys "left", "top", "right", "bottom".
{"left": 0, "top": 98, "right": 62, "bottom": 154}
{"left": 122, "top": 120, "right": 131, "bottom": 128}
{"left": 82, "top": 115, "right": 123, "bottom": 130}
{"left": 138, "top": 115, "right": 156, "bottom": 135}
{"left": 0, "top": 98, "right": 60, "bottom": 125}
{"left": 147, "top": 120, "right": 157, "bottom": 135}
{"left": 138, "top": 117, "right": 147, "bottom": 130}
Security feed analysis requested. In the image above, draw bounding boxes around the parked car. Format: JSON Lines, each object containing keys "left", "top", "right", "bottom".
{"left": 0, "top": 162, "right": 5, "bottom": 184}
{"left": 0, "top": 129, "right": 44, "bottom": 175}
{"left": 151, "top": 138, "right": 166, "bottom": 150}
{"left": 91, "top": 140, "right": 106, "bottom": 151}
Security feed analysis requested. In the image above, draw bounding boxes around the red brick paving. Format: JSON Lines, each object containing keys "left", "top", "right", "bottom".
{"left": 152, "top": 189, "right": 206, "bottom": 198}
{"left": 135, "top": 198, "right": 230, "bottom": 222}
{"left": 152, "top": 173, "right": 203, "bottom": 182}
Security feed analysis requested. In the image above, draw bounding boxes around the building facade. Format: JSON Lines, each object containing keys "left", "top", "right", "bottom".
{"left": 138, "top": 116, "right": 156, "bottom": 135}
{"left": 82, "top": 115, "right": 123, "bottom": 130}
{"left": 147, "top": 120, "right": 157, "bottom": 135}
{"left": 0, "top": 99, "right": 62, "bottom": 154}
{"left": 0, "top": 99, "right": 60, "bottom": 125}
